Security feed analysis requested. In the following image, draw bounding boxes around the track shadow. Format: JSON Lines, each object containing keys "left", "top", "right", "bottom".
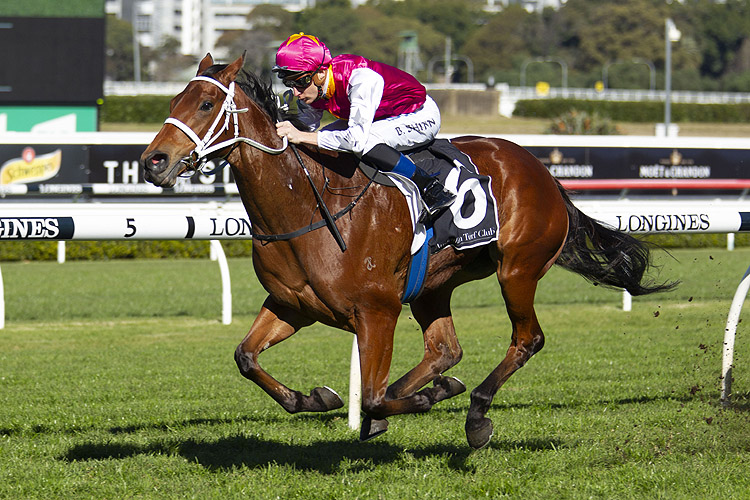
{"left": 62, "top": 434, "right": 482, "bottom": 473}
{"left": 62, "top": 423, "right": 573, "bottom": 474}
{"left": 106, "top": 414, "right": 287, "bottom": 435}
{"left": 0, "top": 413, "right": 288, "bottom": 438}
{"left": 723, "top": 391, "right": 750, "bottom": 411}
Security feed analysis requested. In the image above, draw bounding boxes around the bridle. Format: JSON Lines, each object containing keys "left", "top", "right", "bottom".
{"left": 164, "top": 73, "right": 364, "bottom": 253}
{"left": 163, "top": 75, "right": 288, "bottom": 175}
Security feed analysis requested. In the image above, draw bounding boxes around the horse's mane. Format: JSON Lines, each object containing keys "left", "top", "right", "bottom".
{"left": 201, "top": 64, "right": 307, "bottom": 130}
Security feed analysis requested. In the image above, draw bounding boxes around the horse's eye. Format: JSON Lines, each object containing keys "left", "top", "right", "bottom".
{"left": 200, "top": 101, "right": 214, "bottom": 112}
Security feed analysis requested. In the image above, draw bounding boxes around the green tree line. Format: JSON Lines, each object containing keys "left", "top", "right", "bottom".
{"left": 109, "top": 0, "right": 750, "bottom": 92}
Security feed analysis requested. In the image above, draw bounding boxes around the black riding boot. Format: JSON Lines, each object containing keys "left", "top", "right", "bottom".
{"left": 410, "top": 166, "right": 456, "bottom": 219}
{"left": 362, "top": 144, "right": 456, "bottom": 220}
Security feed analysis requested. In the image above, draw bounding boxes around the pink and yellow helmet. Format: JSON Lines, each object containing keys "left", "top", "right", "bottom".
{"left": 273, "top": 33, "right": 332, "bottom": 75}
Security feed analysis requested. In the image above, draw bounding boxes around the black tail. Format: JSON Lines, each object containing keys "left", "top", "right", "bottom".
{"left": 555, "top": 182, "right": 678, "bottom": 296}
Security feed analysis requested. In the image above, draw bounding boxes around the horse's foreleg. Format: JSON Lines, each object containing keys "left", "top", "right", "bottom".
{"left": 234, "top": 297, "right": 344, "bottom": 414}
{"left": 385, "top": 291, "right": 465, "bottom": 403}
{"left": 356, "top": 308, "right": 434, "bottom": 440}
{"left": 465, "top": 264, "right": 546, "bottom": 450}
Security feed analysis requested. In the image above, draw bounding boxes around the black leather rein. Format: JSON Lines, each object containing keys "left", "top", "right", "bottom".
{"left": 251, "top": 146, "right": 374, "bottom": 247}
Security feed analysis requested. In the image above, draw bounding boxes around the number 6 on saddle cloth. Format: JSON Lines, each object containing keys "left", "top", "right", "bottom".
{"left": 358, "top": 139, "right": 500, "bottom": 302}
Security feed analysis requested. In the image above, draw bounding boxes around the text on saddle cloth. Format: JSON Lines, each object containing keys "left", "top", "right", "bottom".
{"left": 408, "top": 140, "right": 500, "bottom": 254}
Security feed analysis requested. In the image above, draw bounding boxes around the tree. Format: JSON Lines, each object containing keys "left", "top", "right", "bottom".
{"left": 575, "top": 0, "right": 668, "bottom": 72}
{"left": 102, "top": 0, "right": 750, "bottom": 90}
{"left": 371, "top": 0, "right": 488, "bottom": 51}
{"left": 293, "top": 4, "right": 444, "bottom": 78}
{"left": 215, "top": 4, "right": 297, "bottom": 78}
{"left": 681, "top": 0, "right": 750, "bottom": 80}
{"left": 246, "top": 3, "right": 295, "bottom": 41}
{"left": 148, "top": 36, "right": 196, "bottom": 82}
{"left": 105, "top": 14, "right": 138, "bottom": 81}
{"left": 295, "top": 3, "right": 362, "bottom": 57}
{"left": 216, "top": 29, "right": 276, "bottom": 78}
{"left": 462, "top": 6, "right": 537, "bottom": 80}
{"left": 347, "top": 7, "right": 445, "bottom": 72}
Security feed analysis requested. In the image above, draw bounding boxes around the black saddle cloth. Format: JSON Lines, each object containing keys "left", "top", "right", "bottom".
{"left": 359, "top": 139, "right": 499, "bottom": 254}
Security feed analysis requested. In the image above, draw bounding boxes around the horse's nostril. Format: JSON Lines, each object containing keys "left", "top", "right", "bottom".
{"left": 146, "top": 152, "right": 169, "bottom": 170}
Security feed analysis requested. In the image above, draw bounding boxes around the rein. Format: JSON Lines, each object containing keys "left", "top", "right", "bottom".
{"left": 251, "top": 173, "right": 373, "bottom": 245}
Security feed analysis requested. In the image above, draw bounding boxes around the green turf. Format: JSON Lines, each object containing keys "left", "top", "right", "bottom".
{"left": 1, "top": 249, "right": 749, "bottom": 498}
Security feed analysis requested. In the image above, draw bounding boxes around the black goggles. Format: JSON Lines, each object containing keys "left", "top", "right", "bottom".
{"left": 281, "top": 71, "right": 314, "bottom": 90}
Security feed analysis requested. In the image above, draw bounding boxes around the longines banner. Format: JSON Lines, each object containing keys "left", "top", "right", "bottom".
{"left": 0, "top": 142, "right": 747, "bottom": 197}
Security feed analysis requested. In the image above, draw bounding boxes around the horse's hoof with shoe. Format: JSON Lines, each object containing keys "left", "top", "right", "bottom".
{"left": 360, "top": 416, "right": 389, "bottom": 441}
{"left": 310, "top": 386, "right": 344, "bottom": 412}
{"left": 426, "top": 375, "right": 466, "bottom": 403}
{"left": 465, "top": 417, "right": 494, "bottom": 450}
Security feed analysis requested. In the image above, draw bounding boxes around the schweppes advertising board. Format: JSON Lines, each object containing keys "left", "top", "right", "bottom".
{"left": 0, "top": 148, "right": 62, "bottom": 185}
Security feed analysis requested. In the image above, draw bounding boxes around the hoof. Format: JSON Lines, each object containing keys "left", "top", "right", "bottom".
{"left": 359, "top": 416, "right": 389, "bottom": 442}
{"left": 465, "top": 417, "right": 493, "bottom": 450}
{"left": 436, "top": 375, "right": 466, "bottom": 398}
{"left": 311, "top": 386, "right": 344, "bottom": 411}
{"left": 421, "top": 375, "right": 467, "bottom": 405}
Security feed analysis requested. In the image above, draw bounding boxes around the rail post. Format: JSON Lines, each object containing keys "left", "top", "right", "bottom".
{"left": 721, "top": 265, "right": 750, "bottom": 405}
{"left": 348, "top": 336, "right": 361, "bottom": 430}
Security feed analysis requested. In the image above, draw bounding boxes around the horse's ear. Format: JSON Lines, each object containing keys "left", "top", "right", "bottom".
{"left": 220, "top": 53, "right": 246, "bottom": 84}
{"left": 197, "top": 53, "right": 214, "bottom": 76}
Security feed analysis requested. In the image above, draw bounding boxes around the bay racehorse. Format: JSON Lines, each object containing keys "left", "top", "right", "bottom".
{"left": 141, "top": 54, "right": 674, "bottom": 449}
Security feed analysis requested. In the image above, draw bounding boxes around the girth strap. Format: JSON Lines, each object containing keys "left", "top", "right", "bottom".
{"left": 401, "top": 226, "right": 433, "bottom": 303}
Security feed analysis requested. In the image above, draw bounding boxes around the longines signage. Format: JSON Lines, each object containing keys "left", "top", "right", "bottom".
{"left": 593, "top": 209, "right": 750, "bottom": 234}
{"left": 612, "top": 213, "right": 711, "bottom": 232}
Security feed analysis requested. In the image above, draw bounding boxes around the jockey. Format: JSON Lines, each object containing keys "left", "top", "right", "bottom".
{"left": 272, "top": 32, "right": 455, "bottom": 219}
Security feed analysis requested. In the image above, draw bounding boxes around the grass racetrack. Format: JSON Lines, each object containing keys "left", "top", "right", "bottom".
{"left": 1, "top": 248, "right": 749, "bottom": 499}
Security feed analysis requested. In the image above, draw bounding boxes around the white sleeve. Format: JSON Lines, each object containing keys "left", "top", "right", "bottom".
{"left": 317, "top": 67, "right": 384, "bottom": 155}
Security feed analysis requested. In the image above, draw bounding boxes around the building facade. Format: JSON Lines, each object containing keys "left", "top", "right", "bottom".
{"left": 105, "top": 0, "right": 314, "bottom": 57}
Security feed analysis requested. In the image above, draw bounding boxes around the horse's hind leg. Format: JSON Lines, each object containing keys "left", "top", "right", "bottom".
{"left": 465, "top": 255, "right": 549, "bottom": 449}
{"left": 385, "top": 290, "right": 466, "bottom": 403}
{"left": 234, "top": 297, "right": 344, "bottom": 413}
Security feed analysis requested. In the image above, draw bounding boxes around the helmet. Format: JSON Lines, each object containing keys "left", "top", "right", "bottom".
{"left": 273, "top": 33, "right": 332, "bottom": 75}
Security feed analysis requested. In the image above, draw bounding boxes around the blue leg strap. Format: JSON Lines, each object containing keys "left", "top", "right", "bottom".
{"left": 402, "top": 226, "right": 433, "bottom": 303}
{"left": 391, "top": 153, "right": 416, "bottom": 178}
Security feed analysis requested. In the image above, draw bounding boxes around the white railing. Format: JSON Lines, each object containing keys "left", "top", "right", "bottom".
{"left": 503, "top": 86, "right": 750, "bottom": 104}
{"left": 104, "top": 81, "right": 189, "bottom": 96}
{"left": 496, "top": 85, "right": 750, "bottom": 117}
{"left": 0, "top": 202, "right": 249, "bottom": 328}
{"left": 105, "top": 80, "right": 750, "bottom": 120}
{"left": 105, "top": 80, "right": 750, "bottom": 104}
